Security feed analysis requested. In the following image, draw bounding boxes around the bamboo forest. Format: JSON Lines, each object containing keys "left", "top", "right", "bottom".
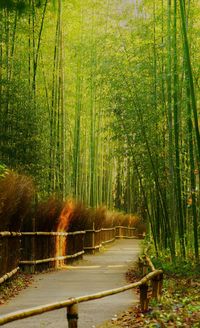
{"left": 0, "top": 0, "right": 200, "bottom": 326}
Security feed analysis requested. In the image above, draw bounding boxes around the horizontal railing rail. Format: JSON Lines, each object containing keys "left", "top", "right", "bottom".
{"left": 19, "top": 251, "right": 85, "bottom": 265}
{"left": 21, "top": 231, "right": 86, "bottom": 236}
{"left": 0, "top": 269, "right": 163, "bottom": 326}
{"left": 20, "top": 230, "right": 86, "bottom": 273}
{"left": 0, "top": 267, "right": 20, "bottom": 285}
{"left": 84, "top": 226, "right": 137, "bottom": 253}
{"left": 0, "top": 232, "right": 21, "bottom": 237}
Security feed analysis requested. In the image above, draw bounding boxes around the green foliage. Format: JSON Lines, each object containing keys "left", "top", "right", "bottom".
{"left": 151, "top": 255, "right": 200, "bottom": 277}
{"left": 0, "top": 0, "right": 27, "bottom": 11}
{"left": 0, "top": 164, "right": 8, "bottom": 178}
{"left": 113, "top": 259, "right": 200, "bottom": 328}
{"left": 0, "top": 0, "right": 46, "bottom": 11}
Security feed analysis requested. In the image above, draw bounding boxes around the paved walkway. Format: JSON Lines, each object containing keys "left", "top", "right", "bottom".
{"left": 0, "top": 239, "right": 141, "bottom": 327}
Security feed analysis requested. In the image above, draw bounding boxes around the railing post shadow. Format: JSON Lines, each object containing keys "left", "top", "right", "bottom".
{"left": 67, "top": 303, "right": 78, "bottom": 328}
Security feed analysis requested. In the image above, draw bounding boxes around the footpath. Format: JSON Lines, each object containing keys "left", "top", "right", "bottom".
{"left": 0, "top": 239, "right": 141, "bottom": 328}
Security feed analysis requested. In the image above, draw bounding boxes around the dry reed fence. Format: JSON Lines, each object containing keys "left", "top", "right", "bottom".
{"left": 0, "top": 255, "right": 163, "bottom": 327}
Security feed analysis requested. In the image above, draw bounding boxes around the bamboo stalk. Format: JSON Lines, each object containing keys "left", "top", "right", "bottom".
{"left": 0, "top": 270, "right": 163, "bottom": 325}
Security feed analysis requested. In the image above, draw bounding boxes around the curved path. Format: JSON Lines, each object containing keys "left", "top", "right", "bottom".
{"left": 0, "top": 239, "right": 141, "bottom": 327}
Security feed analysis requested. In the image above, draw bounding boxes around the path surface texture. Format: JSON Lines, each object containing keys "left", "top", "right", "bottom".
{"left": 0, "top": 239, "right": 141, "bottom": 328}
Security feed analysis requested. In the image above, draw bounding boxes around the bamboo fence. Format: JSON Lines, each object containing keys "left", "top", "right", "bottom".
{"left": 0, "top": 226, "right": 139, "bottom": 277}
{"left": 115, "top": 226, "right": 136, "bottom": 239}
{"left": 84, "top": 226, "right": 136, "bottom": 253}
{"left": 20, "top": 231, "right": 85, "bottom": 273}
{"left": 0, "top": 228, "right": 155, "bottom": 327}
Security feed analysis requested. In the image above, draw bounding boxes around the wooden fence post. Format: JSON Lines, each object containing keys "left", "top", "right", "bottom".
{"left": 158, "top": 273, "right": 163, "bottom": 300}
{"left": 151, "top": 276, "right": 159, "bottom": 300}
{"left": 138, "top": 257, "right": 148, "bottom": 276}
{"left": 67, "top": 303, "right": 78, "bottom": 328}
{"left": 151, "top": 273, "right": 163, "bottom": 301}
{"left": 92, "top": 223, "right": 95, "bottom": 254}
{"left": 139, "top": 283, "right": 149, "bottom": 312}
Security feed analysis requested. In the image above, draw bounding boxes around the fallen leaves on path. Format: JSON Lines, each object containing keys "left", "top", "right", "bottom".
{"left": 0, "top": 272, "right": 33, "bottom": 304}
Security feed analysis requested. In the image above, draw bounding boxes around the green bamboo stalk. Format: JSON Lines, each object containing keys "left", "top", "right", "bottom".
{"left": 173, "top": 0, "right": 185, "bottom": 257}
{"left": 179, "top": 0, "right": 200, "bottom": 164}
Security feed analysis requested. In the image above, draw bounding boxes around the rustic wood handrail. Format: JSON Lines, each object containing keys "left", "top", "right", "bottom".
{"left": 0, "top": 269, "right": 163, "bottom": 326}
{"left": 101, "top": 227, "right": 115, "bottom": 231}
{"left": 19, "top": 251, "right": 85, "bottom": 265}
{"left": 144, "top": 255, "right": 156, "bottom": 271}
{"left": 21, "top": 231, "right": 85, "bottom": 236}
{"left": 0, "top": 232, "right": 21, "bottom": 237}
{"left": 0, "top": 267, "right": 20, "bottom": 285}
{"left": 84, "top": 226, "right": 136, "bottom": 232}
{"left": 116, "top": 226, "right": 136, "bottom": 230}
{"left": 0, "top": 227, "right": 135, "bottom": 237}
{"left": 1, "top": 226, "right": 140, "bottom": 279}
{"left": 138, "top": 253, "right": 163, "bottom": 307}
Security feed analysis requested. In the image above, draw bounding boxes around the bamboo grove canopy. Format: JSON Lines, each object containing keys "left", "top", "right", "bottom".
{"left": 0, "top": 0, "right": 199, "bottom": 262}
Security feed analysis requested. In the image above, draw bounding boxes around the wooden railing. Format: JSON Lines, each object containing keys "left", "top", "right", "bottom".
{"left": 115, "top": 226, "right": 137, "bottom": 239}
{"left": 0, "top": 226, "right": 138, "bottom": 277}
{"left": 138, "top": 254, "right": 163, "bottom": 311}
{"left": 84, "top": 226, "right": 136, "bottom": 253}
{"left": 20, "top": 231, "right": 85, "bottom": 273}
{"left": 0, "top": 257, "right": 163, "bottom": 327}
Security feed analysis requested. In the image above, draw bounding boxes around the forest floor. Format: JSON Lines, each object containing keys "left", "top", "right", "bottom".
{"left": 0, "top": 272, "right": 33, "bottom": 305}
{"left": 98, "top": 262, "right": 200, "bottom": 328}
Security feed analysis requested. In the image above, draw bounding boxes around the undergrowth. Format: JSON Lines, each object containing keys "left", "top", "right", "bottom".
{"left": 151, "top": 254, "right": 200, "bottom": 278}
{"left": 98, "top": 254, "right": 200, "bottom": 328}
